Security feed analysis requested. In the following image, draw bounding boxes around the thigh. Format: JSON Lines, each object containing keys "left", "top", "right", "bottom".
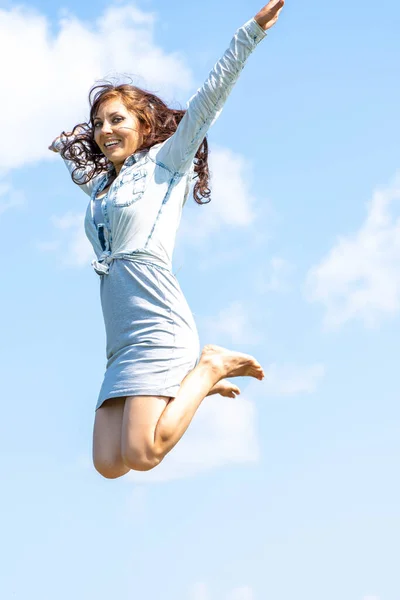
{"left": 93, "top": 396, "right": 129, "bottom": 478}
{"left": 121, "top": 395, "right": 170, "bottom": 470}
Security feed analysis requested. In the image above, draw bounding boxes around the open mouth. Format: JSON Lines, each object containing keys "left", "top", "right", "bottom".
{"left": 104, "top": 140, "right": 121, "bottom": 150}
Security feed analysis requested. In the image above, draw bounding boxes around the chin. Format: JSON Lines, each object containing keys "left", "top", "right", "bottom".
{"left": 111, "top": 149, "right": 127, "bottom": 158}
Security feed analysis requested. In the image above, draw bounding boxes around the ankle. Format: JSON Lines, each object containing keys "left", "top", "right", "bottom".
{"left": 199, "top": 348, "right": 224, "bottom": 382}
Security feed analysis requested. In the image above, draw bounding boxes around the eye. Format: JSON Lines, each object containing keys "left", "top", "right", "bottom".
{"left": 113, "top": 116, "right": 124, "bottom": 124}
{"left": 94, "top": 122, "right": 102, "bottom": 128}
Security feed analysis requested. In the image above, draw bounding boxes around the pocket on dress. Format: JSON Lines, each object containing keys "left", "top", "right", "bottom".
{"left": 113, "top": 169, "right": 147, "bottom": 207}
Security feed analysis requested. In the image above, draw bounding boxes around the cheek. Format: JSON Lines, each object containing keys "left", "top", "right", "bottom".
{"left": 126, "top": 129, "right": 140, "bottom": 145}
{"left": 93, "top": 130, "right": 101, "bottom": 144}
{"left": 123, "top": 119, "right": 140, "bottom": 134}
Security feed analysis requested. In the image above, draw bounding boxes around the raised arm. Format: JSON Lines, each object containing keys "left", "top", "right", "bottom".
{"left": 155, "top": 0, "right": 284, "bottom": 174}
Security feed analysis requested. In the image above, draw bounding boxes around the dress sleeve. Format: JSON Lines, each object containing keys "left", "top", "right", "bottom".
{"left": 154, "top": 18, "right": 266, "bottom": 174}
{"left": 53, "top": 135, "right": 105, "bottom": 197}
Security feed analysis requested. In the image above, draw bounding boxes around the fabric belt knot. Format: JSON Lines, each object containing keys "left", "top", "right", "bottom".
{"left": 92, "top": 251, "right": 113, "bottom": 276}
{"left": 91, "top": 249, "right": 172, "bottom": 276}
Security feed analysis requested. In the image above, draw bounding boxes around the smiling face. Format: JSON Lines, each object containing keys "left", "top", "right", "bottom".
{"left": 93, "top": 98, "right": 143, "bottom": 174}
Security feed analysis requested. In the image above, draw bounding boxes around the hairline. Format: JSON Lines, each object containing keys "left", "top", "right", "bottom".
{"left": 92, "top": 89, "right": 134, "bottom": 121}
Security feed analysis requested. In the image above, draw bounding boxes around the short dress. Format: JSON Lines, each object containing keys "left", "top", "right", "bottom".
{"left": 59, "top": 19, "right": 266, "bottom": 409}
{"left": 92, "top": 196, "right": 200, "bottom": 406}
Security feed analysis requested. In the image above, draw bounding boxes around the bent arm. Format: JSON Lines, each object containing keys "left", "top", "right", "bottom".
{"left": 50, "top": 133, "right": 105, "bottom": 197}
{"left": 155, "top": 18, "right": 266, "bottom": 173}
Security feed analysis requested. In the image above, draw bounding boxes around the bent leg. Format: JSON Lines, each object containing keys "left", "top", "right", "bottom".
{"left": 93, "top": 397, "right": 130, "bottom": 479}
{"left": 122, "top": 345, "right": 264, "bottom": 471}
{"left": 121, "top": 395, "right": 170, "bottom": 472}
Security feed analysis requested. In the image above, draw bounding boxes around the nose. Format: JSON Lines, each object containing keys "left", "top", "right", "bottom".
{"left": 101, "top": 121, "right": 113, "bottom": 135}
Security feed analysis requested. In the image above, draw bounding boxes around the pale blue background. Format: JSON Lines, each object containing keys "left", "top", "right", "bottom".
{"left": 1, "top": 1, "right": 399, "bottom": 599}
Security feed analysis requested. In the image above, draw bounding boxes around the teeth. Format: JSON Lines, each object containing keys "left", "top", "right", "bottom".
{"left": 105, "top": 140, "right": 120, "bottom": 147}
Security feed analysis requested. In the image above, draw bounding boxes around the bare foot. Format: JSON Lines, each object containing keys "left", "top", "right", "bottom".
{"left": 200, "top": 345, "right": 265, "bottom": 381}
{"left": 207, "top": 379, "right": 241, "bottom": 398}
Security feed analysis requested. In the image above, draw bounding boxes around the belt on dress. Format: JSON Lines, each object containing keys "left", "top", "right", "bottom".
{"left": 92, "top": 250, "right": 171, "bottom": 276}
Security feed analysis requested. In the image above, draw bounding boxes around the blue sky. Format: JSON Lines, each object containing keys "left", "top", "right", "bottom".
{"left": 1, "top": 1, "right": 400, "bottom": 599}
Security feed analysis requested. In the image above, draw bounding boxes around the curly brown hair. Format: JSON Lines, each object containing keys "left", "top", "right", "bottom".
{"left": 60, "top": 82, "right": 211, "bottom": 204}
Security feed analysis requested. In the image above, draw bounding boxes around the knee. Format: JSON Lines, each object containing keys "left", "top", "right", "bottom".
{"left": 93, "top": 457, "right": 128, "bottom": 480}
{"left": 121, "top": 447, "right": 163, "bottom": 472}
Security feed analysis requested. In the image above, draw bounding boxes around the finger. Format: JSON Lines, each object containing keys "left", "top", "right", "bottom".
{"left": 261, "top": 0, "right": 283, "bottom": 12}
{"left": 269, "top": 0, "right": 284, "bottom": 9}
{"left": 255, "top": 0, "right": 284, "bottom": 29}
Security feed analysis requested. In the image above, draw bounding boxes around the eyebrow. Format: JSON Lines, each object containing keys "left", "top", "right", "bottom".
{"left": 93, "top": 111, "right": 122, "bottom": 122}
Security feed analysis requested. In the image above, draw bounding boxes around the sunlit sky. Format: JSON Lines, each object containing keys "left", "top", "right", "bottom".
{"left": 1, "top": 1, "right": 400, "bottom": 599}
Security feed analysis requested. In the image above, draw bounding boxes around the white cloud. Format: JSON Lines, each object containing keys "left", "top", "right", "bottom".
{"left": 0, "top": 4, "right": 193, "bottom": 172}
{"left": 189, "top": 583, "right": 210, "bottom": 600}
{"left": 128, "top": 395, "right": 259, "bottom": 483}
{"left": 201, "top": 301, "right": 262, "bottom": 346}
{"left": 191, "top": 247, "right": 244, "bottom": 273}
{"left": 255, "top": 256, "right": 292, "bottom": 294}
{"left": 189, "top": 584, "right": 254, "bottom": 600}
{"left": 38, "top": 211, "right": 94, "bottom": 268}
{"left": 178, "top": 147, "right": 257, "bottom": 244}
{"left": 263, "top": 363, "right": 325, "bottom": 396}
{"left": 305, "top": 174, "right": 400, "bottom": 329}
{"left": 227, "top": 587, "right": 254, "bottom": 600}
{"left": 0, "top": 181, "right": 24, "bottom": 216}
{"left": 209, "top": 148, "right": 256, "bottom": 227}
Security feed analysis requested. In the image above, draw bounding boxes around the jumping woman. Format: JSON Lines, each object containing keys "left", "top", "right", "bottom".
{"left": 49, "top": 0, "right": 284, "bottom": 477}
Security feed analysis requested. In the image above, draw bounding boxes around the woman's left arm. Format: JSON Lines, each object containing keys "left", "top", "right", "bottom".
{"left": 156, "top": 0, "right": 284, "bottom": 173}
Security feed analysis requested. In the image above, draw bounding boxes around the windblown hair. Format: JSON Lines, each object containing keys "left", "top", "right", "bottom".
{"left": 61, "top": 82, "right": 211, "bottom": 204}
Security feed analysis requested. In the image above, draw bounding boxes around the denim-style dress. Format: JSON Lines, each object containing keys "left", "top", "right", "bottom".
{"left": 58, "top": 19, "right": 266, "bottom": 409}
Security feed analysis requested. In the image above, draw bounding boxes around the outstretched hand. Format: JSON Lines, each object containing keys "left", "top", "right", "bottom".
{"left": 48, "top": 131, "right": 73, "bottom": 153}
{"left": 48, "top": 136, "right": 62, "bottom": 153}
{"left": 48, "top": 125, "right": 86, "bottom": 153}
{"left": 254, "top": 0, "right": 285, "bottom": 30}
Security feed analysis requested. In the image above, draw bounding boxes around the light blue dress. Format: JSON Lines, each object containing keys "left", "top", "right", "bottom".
{"left": 59, "top": 19, "right": 266, "bottom": 409}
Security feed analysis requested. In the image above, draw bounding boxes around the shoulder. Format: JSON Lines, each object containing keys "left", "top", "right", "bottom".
{"left": 147, "top": 140, "right": 168, "bottom": 159}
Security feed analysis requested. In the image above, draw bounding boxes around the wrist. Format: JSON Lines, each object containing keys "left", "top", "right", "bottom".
{"left": 254, "top": 15, "right": 267, "bottom": 31}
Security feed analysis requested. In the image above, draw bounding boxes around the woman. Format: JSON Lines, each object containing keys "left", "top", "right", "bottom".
{"left": 49, "top": 0, "right": 284, "bottom": 477}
